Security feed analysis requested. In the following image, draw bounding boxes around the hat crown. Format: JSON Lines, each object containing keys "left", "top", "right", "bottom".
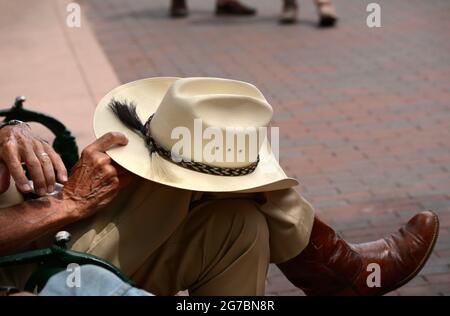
{"left": 150, "top": 78, "right": 273, "bottom": 168}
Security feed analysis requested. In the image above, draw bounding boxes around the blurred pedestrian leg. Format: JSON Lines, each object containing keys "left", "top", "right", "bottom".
{"left": 170, "top": 0, "right": 188, "bottom": 17}
{"left": 315, "top": 0, "right": 337, "bottom": 27}
{"left": 279, "top": 0, "right": 337, "bottom": 26}
{"left": 280, "top": 0, "right": 298, "bottom": 24}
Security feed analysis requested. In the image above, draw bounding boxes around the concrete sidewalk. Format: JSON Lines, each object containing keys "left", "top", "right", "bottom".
{"left": 0, "top": 0, "right": 119, "bottom": 148}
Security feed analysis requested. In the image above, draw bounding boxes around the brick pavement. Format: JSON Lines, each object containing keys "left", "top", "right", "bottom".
{"left": 82, "top": 0, "right": 450, "bottom": 295}
{"left": 0, "top": 0, "right": 446, "bottom": 296}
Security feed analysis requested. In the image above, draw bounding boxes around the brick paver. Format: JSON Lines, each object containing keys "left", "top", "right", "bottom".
{"left": 83, "top": 0, "right": 450, "bottom": 295}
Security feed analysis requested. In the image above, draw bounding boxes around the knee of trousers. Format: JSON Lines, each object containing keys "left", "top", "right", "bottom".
{"left": 131, "top": 200, "right": 271, "bottom": 295}
{"left": 192, "top": 199, "right": 270, "bottom": 259}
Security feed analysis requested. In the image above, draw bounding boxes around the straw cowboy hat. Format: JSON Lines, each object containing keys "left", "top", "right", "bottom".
{"left": 93, "top": 77, "right": 298, "bottom": 192}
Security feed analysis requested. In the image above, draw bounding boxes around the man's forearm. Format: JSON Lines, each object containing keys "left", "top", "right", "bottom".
{"left": 0, "top": 131, "right": 127, "bottom": 256}
{"left": 0, "top": 194, "right": 80, "bottom": 255}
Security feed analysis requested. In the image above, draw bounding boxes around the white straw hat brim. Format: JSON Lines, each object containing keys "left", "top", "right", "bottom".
{"left": 93, "top": 77, "right": 299, "bottom": 192}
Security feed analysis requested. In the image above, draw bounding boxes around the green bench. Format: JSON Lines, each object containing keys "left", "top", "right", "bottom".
{"left": 0, "top": 96, "right": 132, "bottom": 292}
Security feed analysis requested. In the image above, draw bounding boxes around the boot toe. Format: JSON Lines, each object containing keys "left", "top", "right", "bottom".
{"left": 402, "top": 211, "right": 439, "bottom": 269}
{"left": 406, "top": 211, "right": 439, "bottom": 237}
{"left": 347, "top": 211, "right": 439, "bottom": 295}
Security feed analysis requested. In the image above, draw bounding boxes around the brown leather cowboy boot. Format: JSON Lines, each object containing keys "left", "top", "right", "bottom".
{"left": 277, "top": 211, "right": 439, "bottom": 295}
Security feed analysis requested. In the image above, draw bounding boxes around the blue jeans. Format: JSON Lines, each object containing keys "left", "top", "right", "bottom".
{"left": 39, "top": 265, "right": 153, "bottom": 296}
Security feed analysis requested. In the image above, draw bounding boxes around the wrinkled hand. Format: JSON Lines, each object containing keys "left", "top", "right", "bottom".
{"left": 61, "top": 132, "right": 128, "bottom": 219}
{"left": 0, "top": 123, "right": 67, "bottom": 195}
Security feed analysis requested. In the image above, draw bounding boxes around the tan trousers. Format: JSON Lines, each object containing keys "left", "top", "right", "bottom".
{"left": 0, "top": 178, "right": 315, "bottom": 295}
{"left": 132, "top": 199, "right": 270, "bottom": 295}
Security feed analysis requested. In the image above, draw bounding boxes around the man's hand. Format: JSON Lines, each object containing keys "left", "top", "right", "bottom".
{"left": 0, "top": 123, "right": 67, "bottom": 195}
{"left": 61, "top": 132, "right": 128, "bottom": 219}
{"left": 0, "top": 132, "right": 130, "bottom": 255}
